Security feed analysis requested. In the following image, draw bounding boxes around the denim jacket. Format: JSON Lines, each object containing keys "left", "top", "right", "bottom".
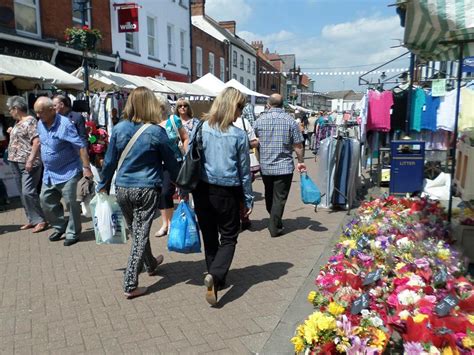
{"left": 190, "top": 121, "right": 253, "bottom": 209}
{"left": 97, "top": 120, "right": 179, "bottom": 192}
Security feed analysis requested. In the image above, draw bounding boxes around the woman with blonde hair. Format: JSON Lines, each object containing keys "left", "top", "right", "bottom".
{"left": 191, "top": 87, "right": 253, "bottom": 306}
{"left": 98, "top": 87, "right": 180, "bottom": 299}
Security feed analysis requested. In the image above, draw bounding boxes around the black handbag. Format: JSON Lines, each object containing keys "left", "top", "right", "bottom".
{"left": 176, "top": 120, "right": 204, "bottom": 190}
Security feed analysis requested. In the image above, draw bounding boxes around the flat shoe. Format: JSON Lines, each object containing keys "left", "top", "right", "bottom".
{"left": 154, "top": 227, "right": 168, "bottom": 238}
{"left": 64, "top": 238, "right": 79, "bottom": 246}
{"left": 32, "top": 222, "right": 48, "bottom": 233}
{"left": 124, "top": 286, "right": 148, "bottom": 299}
{"left": 49, "top": 231, "right": 63, "bottom": 242}
{"left": 20, "top": 224, "right": 34, "bottom": 230}
{"left": 204, "top": 274, "right": 218, "bottom": 306}
{"left": 148, "top": 254, "right": 165, "bottom": 276}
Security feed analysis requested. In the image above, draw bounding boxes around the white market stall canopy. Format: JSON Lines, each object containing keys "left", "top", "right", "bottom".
{"left": 0, "top": 54, "right": 84, "bottom": 90}
{"left": 398, "top": 0, "right": 474, "bottom": 60}
{"left": 224, "top": 79, "right": 268, "bottom": 98}
{"left": 150, "top": 77, "right": 216, "bottom": 97}
{"left": 192, "top": 73, "right": 226, "bottom": 96}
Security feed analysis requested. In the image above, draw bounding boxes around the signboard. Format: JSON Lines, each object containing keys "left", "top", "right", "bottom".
{"left": 431, "top": 79, "right": 446, "bottom": 97}
{"left": 463, "top": 56, "right": 474, "bottom": 73}
{"left": 116, "top": 3, "right": 139, "bottom": 33}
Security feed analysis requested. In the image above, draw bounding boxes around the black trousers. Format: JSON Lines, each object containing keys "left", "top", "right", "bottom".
{"left": 193, "top": 181, "right": 241, "bottom": 286}
{"left": 261, "top": 174, "right": 293, "bottom": 237}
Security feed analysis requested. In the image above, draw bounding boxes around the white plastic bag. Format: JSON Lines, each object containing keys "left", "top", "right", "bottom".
{"left": 89, "top": 193, "right": 127, "bottom": 244}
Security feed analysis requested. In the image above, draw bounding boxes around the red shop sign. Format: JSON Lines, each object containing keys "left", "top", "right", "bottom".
{"left": 114, "top": 3, "right": 140, "bottom": 33}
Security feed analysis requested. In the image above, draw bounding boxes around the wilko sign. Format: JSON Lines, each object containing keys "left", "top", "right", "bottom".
{"left": 114, "top": 3, "right": 140, "bottom": 33}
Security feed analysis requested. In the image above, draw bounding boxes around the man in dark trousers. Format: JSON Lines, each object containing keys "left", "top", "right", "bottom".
{"left": 254, "top": 94, "right": 306, "bottom": 237}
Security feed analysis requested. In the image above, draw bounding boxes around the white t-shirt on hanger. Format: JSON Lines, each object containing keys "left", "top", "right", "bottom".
{"left": 437, "top": 90, "right": 458, "bottom": 132}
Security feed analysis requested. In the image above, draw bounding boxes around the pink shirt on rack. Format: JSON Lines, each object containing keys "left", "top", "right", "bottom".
{"left": 367, "top": 90, "right": 394, "bottom": 132}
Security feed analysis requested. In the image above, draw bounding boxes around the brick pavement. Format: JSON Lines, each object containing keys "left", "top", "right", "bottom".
{"left": 0, "top": 159, "right": 348, "bottom": 354}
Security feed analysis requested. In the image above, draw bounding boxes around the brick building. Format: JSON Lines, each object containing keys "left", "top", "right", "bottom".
{"left": 0, "top": 0, "right": 116, "bottom": 73}
{"left": 251, "top": 41, "right": 282, "bottom": 96}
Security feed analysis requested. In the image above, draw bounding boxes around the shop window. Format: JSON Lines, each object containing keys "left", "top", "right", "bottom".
{"left": 14, "top": 0, "right": 40, "bottom": 36}
{"left": 196, "top": 46, "right": 202, "bottom": 77}
{"left": 126, "top": 32, "right": 139, "bottom": 52}
{"left": 208, "top": 52, "right": 215, "bottom": 75}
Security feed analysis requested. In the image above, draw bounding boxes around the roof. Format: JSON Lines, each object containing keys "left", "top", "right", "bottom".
{"left": 192, "top": 15, "right": 227, "bottom": 42}
{"left": 326, "top": 90, "right": 363, "bottom": 101}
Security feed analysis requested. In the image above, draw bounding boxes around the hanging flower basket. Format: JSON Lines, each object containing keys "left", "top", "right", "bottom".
{"left": 64, "top": 26, "right": 102, "bottom": 52}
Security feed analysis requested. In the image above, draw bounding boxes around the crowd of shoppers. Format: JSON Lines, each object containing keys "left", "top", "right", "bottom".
{"left": 2, "top": 87, "right": 309, "bottom": 304}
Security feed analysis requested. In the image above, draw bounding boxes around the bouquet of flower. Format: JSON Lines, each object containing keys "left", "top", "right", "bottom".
{"left": 64, "top": 26, "right": 102, "bottom": 51}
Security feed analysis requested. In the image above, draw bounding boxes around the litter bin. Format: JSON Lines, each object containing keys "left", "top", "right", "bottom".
{"left": 389, "top": 141, "right": 425, "bottom": 195}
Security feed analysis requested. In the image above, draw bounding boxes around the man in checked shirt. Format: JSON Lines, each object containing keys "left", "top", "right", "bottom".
{"left": 254, "top": 94, "right": 307, "bottom": 238}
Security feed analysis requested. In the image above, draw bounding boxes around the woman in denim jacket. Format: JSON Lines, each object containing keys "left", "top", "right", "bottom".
{"left": 98, "top": 87, "right": 179, "bottom": 299}
{"left": 192, "top": 87, "right": 254, "bottom": 306}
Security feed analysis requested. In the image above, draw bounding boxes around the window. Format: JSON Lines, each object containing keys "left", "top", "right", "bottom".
{"left": 208, "top": 52, "right": 215, "bottom": 75}
{"left": 252, "top": 61, "right": 256, "bottom": 75}
{"left": 196, "top": 46, "right": 202, "bottom": 77}
{"left": 252, "top": 81, "right": 256, "bottom": 91}
{"left": 219, "top": 57, "right": 225, "bottom": 81}
{"left": 240, "top": 76, "right": 244, "bottom": 84}
{"left": 247, "top": 79, "right": 250, "bottom": 88}
{"left": 14, "top": 0, "right": 40, "bottom": 36}
{"left": 240, "top": 55, "right": 244, "bottom": 70}
{"left": 72, "top": 0, "right": 91, "bottom": 26}
{"left": 180, "top": 30, "right": 186, "bottom": 66}
{"left": 126, "top": 32, "right": 139, "bottom": 52}
{"left": 247, "top": 58, "right": 251, "bottom": 73}
{"left": 167, "top": 24, "right": 175, "bottom": 62}
{"left": 232, "top": 51, "right": 237, "bottom": 67}
{"left": 232, "top": 73, "right": 237, "bottom": 80}
{"left": 147, "top": 17, "right": 157, "bottom": 57}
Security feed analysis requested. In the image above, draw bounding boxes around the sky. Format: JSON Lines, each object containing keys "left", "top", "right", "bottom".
{"left": 205, "top": 0, "right": 410, "bottom": 92}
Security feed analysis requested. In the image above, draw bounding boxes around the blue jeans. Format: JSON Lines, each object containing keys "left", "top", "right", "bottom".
{"left": 40, "top": 174, "right": 82, "bottom": 239}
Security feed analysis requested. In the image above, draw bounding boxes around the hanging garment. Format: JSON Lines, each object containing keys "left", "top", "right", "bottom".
{"left": 409, "top": 88, "right": 426, "bottom": 132}
{"left": 359, "top": 93, "right": 369, "bottom": 143}
{"left": 97, "top": 92, "right": 108, "bottom": 127}
{"left": 459, "top": 87, "right": 474, "bottom": 131}
{"left": 390, "top": 89, "right": 408, "bottom": 132}
{"left": 367, "top": 90, "right": 393, "bottom": 132}
{"left": 90, "top": 94, "right": 100, "bottom": 123}
{"left": 332, "top": 138, "right": 352, "bottom": 207}
{"left": 420, "top": 91, "right": 440, "bottom": 131}
{"left": 314, "top": 137, "right": 337, "bottom": 208}
{"left": 437, "top": 90, "right": 457, "bottom": 132}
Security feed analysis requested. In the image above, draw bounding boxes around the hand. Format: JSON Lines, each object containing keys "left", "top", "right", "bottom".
{"left": 6, "top": 127, "right": 12, "bottom": 134}
{"left": 83, "top": 166, "right": 93, "bottom": 178}
{"left": 297, "top": 163, "right": 307, "bottom": 173}
{"left": 25, "top": 160, "right": 33, "bottom": 172}
{"left": 244, "top": 207, "right": 252, "bottom": 218}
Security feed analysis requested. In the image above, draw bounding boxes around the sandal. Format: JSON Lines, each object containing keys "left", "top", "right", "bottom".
{"left": 154, "top": 227, "right": 168, "bottom": 238}
{"left": 20, "top": 223, "right": 34, "bottom": 230}
{"left": 148, "top": 255, "right": 164, "bottom": 276}
{"left": 124, "top": 286, "right": 148, "bottom": 299}
{"left": 32, "top": 222, "right": 48, "bottom": 233}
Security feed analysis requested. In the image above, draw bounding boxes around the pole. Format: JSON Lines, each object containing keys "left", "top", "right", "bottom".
{"left": 80, "top": 0, "right": 90, "bottom": 94}
{"left": 447, "top": 43, "right": 464, "bottom": 222}
{"left": 404, "top": 53, "right": 416, "bottom": 135}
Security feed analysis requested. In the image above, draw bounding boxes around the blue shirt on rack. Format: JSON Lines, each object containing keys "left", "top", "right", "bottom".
{"left": 37, "top": 114, "right": 86, "bottom": 185}
{"left": 420, "top": 91, "right": 440, "bottom": 131}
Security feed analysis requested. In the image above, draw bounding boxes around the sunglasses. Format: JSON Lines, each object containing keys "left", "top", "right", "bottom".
{"left": 177, "top": 104, "right": 188, "bottom": 108}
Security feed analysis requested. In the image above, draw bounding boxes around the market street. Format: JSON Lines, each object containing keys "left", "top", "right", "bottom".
{"left": 0, "top": 158, "right": 350, "bottom": 354}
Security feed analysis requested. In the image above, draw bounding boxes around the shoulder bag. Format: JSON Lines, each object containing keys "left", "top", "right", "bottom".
{"left": 176, "top": 120, "right": 205, "bottom": 191}
{"left": 117, "top": 123, "right": 152, "bottom": 173}
{"left": 241, "top": 117, "right": 260, "bottom": 173}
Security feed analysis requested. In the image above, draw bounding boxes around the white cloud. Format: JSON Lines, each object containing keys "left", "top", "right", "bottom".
{"left": 238, "top": 15, "right": 407, "bottom": 91}
{"left": 205, "top": 0, "right": 252, "bottom": 26}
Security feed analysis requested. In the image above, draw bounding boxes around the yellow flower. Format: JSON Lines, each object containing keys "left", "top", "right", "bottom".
{"left": 437, "top": 248, "right": 451, "bottom": 261}
{"left": 468, "top": 315, "right": 474, "bottom": 325}
{"left": 395, "top": 262, "right": 406, "bottom": 270}
{"left": 307, "top": 291, "right": 317, "bottom": 304}
{"left": 442, "top": 347, "right": 459, "bottom": 355}
{"left": 343, "top": 239, "right": 356, "bottom": 249}
{"left": 413, "top": 313, "right": 428, "bottom": 323}
{"left": 370, "top": 328, "right": 387, "bottom": 349}
{"left": 462, "top": 334, "right": 474, "bottom": 349}
{"left": 317, "top": 314, "right": 336, "bottom": 331}
{"left": 328, "top": 302, "right": 345, "bottom": 316}
{"left": 291, "top": 335, "right": 305, "bottom": 353}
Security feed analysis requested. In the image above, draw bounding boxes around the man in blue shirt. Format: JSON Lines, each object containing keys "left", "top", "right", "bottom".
{"left": 35, "top": 97, "right": 92, "bottom": 246}
{"left": 254, "top": 94, "right": 306, "bottom": 237}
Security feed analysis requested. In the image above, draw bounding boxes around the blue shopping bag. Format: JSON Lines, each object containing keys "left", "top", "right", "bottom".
{"left": 300, "top": 172, "right": 321, "bottom": 205}
{"left": 168, "top": 201, "right": 201, "bottom": 253}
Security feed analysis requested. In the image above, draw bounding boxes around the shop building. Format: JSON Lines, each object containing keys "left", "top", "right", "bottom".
{"left": 251, "top": 41, "right": 282, "bottom": 96}
{"left": 0, "top": 0, "right": 117, "bottom": 73}
{"left": 109, "top": 0, "right": 191, "bottom": 82}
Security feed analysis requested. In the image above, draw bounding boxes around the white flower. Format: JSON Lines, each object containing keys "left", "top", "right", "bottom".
{"left": 428, "top": 346, "right": 441, "bottom": 355}
{"left": 396, "top": 237, "right": 413, "bottom": 248}
{"left": 407, "top": 274, "right": 426, "bottom": 287}
{"left": 361, "top": 309, "right": 370, "bottom": 318}
{"left": 371, "top": 316, "right": 383, "bottom": 327}
{"left": 398, "top": 310, "right": 410, "bottom": 320}
{"left": 397, "top": 289, "right": 421, "bottom": 306}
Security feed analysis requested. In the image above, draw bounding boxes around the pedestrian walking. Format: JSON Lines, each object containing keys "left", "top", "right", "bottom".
{"left": 254, "top": 93, "right": 307, "bottom": 238}
{"left": 153, "top": 98, "right": 190, "bottom": 238}
{"left": 52, "top": 94, "right": 87, "bottom": 143}
{"left": 35, "top": 97, "right": 92, "bottom": 246}
{"left": 307, "top": 112, "right": 318, "bottom": 149}
{"left": 98, "top": 87, "right": 180, "bottom": 299}
{"left": 191, "top": 87, "right": 253, "bottom": 306}
{"left": 6, "top": 96, "right": 47, "bottom": 233}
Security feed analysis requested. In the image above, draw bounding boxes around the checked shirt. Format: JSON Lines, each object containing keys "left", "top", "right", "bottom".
{"left": 254, "top": 108, "right": 304, "bottom": 176}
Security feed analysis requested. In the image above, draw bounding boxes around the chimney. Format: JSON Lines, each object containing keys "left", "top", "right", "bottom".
{"left": 191, "top": 0, "right": 205, "bottom": 16}
{"left": 218, "top": 21, "right": 236, "bottom": 35}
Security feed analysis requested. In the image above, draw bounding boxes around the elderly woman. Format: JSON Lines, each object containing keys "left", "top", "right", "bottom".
{"left": 153, "top": 99, "right": 190, "bottom": 238}
{"left": 191, "top": 87, "right": 253, "bottom": 306}
{"left": 7, "top": 96, "right": 47, "bottom": 232}
{"left": 98, "top": 87, "right": 180, "bottom": 299}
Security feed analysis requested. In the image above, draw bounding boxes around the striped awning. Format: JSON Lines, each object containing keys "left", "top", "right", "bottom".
{"left": 398, "top": 0, "right": 474, "bottom": 61}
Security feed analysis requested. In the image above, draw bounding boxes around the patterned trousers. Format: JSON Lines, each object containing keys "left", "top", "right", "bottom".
{"left": 116, "top": 187, "right": 160, "bottom": 293}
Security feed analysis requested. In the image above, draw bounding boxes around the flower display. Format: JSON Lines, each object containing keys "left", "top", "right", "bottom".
{"left": 292, "top": 196, "right": 474, "bottom": 354}
{"left": 64, "top": 26, "right": 102, "bottom": 51}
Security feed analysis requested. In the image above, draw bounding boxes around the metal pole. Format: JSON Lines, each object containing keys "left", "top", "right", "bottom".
{"left": 404, "top": 53, "right": 416, "bottom": 134}
{"left": 80, "top": 0, "right": 90, "bottom": 94}
{"left": 447, "top": 44, "right": 464, "bottom": 222}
